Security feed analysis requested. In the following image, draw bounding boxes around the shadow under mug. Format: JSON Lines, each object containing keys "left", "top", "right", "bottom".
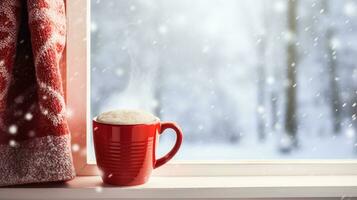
{"left": 93, "top": 118, "right": 183, "bottom": 186}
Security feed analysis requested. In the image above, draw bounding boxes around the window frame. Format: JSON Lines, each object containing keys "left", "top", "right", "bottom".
{"left": 67, "top": 0, "right": 357, "bottom": 176}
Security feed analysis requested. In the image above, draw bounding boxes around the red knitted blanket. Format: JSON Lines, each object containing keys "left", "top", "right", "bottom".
{"left": 0, "top": 0, "right": 75, "bottom": 186}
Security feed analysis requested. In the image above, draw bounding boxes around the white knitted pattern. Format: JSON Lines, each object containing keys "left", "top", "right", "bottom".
{"left": 0, "top": 61, "right": 10, "bottom": 101}
{"left": 0, "top": 134, "right": 75, "bottom": 186}
{"left": 38, "top": 82, "right": 66, "bottom": 126}
{"left": 0, "top": 0, "right": 75, "bottom": 186}
{"left": 0, "top": 0, "right": 18, "bottom": 50}
{"left": 0, "top": 0, "right": 20, "bottom": 129}
{"left": 29, "top": 0, "right": 66, "bottom": 127}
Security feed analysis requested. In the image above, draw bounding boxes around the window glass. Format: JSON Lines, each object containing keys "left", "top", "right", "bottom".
{"left": 89, "top": 0, "right": 357, "bottom": 162}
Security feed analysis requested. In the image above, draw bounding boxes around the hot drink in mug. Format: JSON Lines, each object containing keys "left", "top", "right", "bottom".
{"left": 93, "top": 109, "right": 183, "bottom": 186}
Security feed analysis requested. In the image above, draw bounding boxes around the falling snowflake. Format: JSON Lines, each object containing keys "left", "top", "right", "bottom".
{"left": 279, "top": 135, "right": 293, "bottom": 149}
{"left": 330, "top": 37, "right": 341, "bottom": 49}
{"left": 91, "top": 22, "right": 98, "bottom": 32}
{"left": 14, "top": 110, "right": 23, "bottom": 116}
{"left": 273, "top": 0, "right": 286, "bottom": 13}
{"left": 42, "top": 109, "right": 49, "bottom": 115}
{"left": 344, "top": 2, "right": 357, "bottom": 17}
{"left": 15, "top": 96, "right": 24, "bottom": 104}
{"left": 158, "top": 25, "right": 168, "bottom": 35}
{"left": 98, "top": 169, "right": 105, "bottom": 177}
{"left": 95, "top": 186, "right": 103, "bottom": 193}
{"left": 202, "top": 45, "right": 210, "bottom": 54}
{"left": 345, "top": 128, "right": 355, "bottom": 139}
{"left": 198, "top": 125, "right": 204, "bottom": 130}
{"left": 282, "top": 30, "right": 295, "bottom": 43}
{"left": 257, "top": 106, "right": 265, "bottom": 114}
{"left": 115, "top": 68, "right": 124, "bottom": 77}
{"left": 8, "top": 125, "right": 17, "bottom": 135}
{"left": 9, "top": 140, "right": 18, "bottom": 148}
{"left": 66, "top": 108, "right": 73, "bottom": 118}
{"left": 108, "top": 173, "right": 113, "bottom": 178}
{"left": 42, "top": 95, "right": 48, "bottom": 100}
{"left": 28, "top": 130, "right": 36, "bottom": 137}
{"left": 72, "top": 144, "right": 80, "bottom": 152}
{"left": 129, "top": 5, "right": 136, "bottom": 11}
{"left": 319, "top": 9, "right": 325, "bottom": 14}
{"left": 25, "top": 113, "right": 33, "bottom": 121}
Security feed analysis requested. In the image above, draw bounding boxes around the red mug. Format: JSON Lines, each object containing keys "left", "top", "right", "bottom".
{"left": 93, "top": 118, "right": 183, "bottom": 186}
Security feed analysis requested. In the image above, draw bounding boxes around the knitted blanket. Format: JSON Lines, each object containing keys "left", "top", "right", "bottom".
{"left": 0, "top": 0, "right": 75, "bottom": 186}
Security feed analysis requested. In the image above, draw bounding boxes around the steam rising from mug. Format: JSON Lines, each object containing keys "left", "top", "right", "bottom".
{"left": 96, "top": 109, "right": 159, "bottom": 125}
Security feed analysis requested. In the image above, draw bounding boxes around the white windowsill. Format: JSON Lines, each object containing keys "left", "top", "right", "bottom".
{"left": 1, "top": 176, "right": 357, "bottom": 199}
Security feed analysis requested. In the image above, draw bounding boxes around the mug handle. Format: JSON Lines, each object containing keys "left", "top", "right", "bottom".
{"left": 154, "top": 122, "right": 183, "bottom": 169}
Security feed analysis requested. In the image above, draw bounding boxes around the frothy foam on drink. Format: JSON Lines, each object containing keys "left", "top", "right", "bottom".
{"left": 96, "top": 109, "right": 158, "bottom": 125}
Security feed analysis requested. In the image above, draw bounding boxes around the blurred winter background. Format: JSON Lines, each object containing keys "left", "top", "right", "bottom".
{"left": 89, "top": 0, "right": 357, "bottom": 161}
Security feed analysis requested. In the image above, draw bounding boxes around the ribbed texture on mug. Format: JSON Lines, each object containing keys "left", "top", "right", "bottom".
{"left": 96, "top": 137, "right": 154, "bottom": 181}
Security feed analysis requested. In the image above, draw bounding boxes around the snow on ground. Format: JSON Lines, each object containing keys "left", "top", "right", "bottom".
{"left": 89, "top": 0, "right": 357, "bottom": 162}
